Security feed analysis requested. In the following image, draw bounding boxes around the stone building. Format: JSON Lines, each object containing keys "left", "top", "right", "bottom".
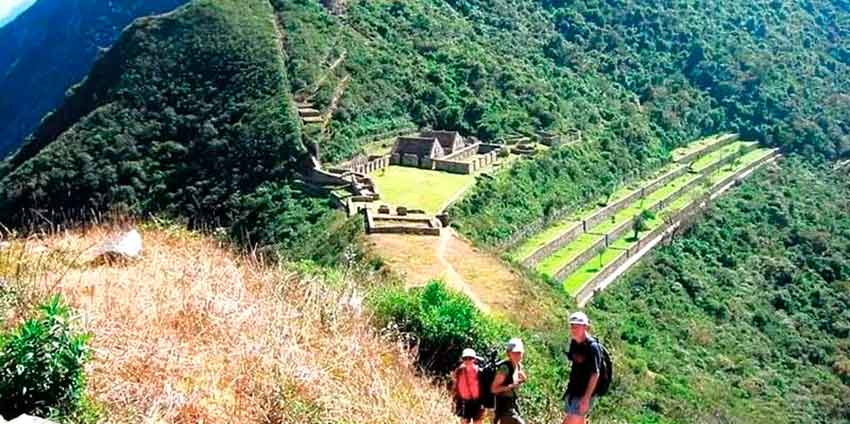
{"left": 389, "top": 131, "right": 466, "bottom": 169}
{"left": 421, "top": 130, "right": 465, "bottom": 155}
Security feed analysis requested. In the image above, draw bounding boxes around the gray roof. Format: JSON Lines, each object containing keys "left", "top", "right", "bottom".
{"left": 421, "top": 130, "right": 462, "bottom": 150}
{"left": 393, "top": 137, "right": 441, "bottom": 157}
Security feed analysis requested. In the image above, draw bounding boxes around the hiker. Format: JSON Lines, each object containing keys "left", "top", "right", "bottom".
{"left": 563, "top": 311, "right": 602, "bottom": 424}
{"left": 452, "top": 348, "right": 485, "bottom": 424}
{"left": 491, "top": 338, "right": 527, "bottom": 424}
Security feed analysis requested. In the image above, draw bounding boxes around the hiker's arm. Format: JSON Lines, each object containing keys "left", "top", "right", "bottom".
{"left": 582, "top": 373, "right": 599, "bottom": 401}
{"left": 491, "top": 371, "right": 516, "bottom": 394}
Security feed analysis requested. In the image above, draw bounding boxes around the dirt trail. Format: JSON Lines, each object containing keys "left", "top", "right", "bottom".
{"left": 368, "top": 229, "right": 558, "bottom": 325}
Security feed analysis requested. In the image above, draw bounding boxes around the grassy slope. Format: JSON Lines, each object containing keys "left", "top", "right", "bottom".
{"left": 0, "top": 224, "right": 454, "bottom": 423}
{"left": 0, "top": 0, "right": 305, "bottom": 229}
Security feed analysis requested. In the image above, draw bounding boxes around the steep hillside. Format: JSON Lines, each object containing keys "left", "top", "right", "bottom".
{"left": 588, "top": 159, "right": 850, "bottom": 423}
{"left": 0, "top": 0, "right": 316, "bottom": 239}
{"left": 0, "top": 0, "right": 188, "bottom": 157}
{"left": 0, "top": 224, "right": 453, "bottom": 422}
{"left": 6, "top": 0, "right": 850, "bottom": 249}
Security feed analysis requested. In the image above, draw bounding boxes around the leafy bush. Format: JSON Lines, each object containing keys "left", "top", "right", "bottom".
{"left": 370, "top": 281, "right": 569, "bottom": 421}
{"left": 0, "top": 295, "right": 90, "bottom": 419}
{"left": 371, "top": 281, "right": 509, "bottom": 374}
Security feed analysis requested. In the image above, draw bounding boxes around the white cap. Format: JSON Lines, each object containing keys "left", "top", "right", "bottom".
{"left": 569, "top": 311, "right": 590, "bottom": 326}
{"left": 506, "top": 338, "right": 524, "bottom": 353}
{"left": 461, "top": 348, "right": 478, "bottom": 359}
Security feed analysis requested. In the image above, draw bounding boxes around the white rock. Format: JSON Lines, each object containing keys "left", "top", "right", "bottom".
{"left": 94, "top": 229, "right": 143, "bottom": 261}
{"left": 9, "top": 415, "right": 57, "bottom": 424}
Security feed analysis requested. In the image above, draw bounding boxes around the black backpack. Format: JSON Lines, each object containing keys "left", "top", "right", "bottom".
{"left": 478, "top": 353, "right": 511, "bottom": 409}
{"left": 588, "top": 337, "right": 613, "bottom": 396}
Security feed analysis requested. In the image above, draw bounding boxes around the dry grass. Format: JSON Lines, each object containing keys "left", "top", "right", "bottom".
{"left": 0, "top": 224, "right": 454, "bottom": 423}
{"left": 366, "top": 230, "right": 561, "bottom": 327}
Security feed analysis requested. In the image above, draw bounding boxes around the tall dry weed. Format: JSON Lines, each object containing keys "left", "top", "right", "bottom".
{"left": 0, "top": 224, "right": 454, "bottom": 423}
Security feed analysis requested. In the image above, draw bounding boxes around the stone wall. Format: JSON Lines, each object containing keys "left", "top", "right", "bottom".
{"left": 552, "top": 236, "right": 608, "bottom": 282}
{"left": 641, "top": 166, "right": 688, "bottom": 197}
{"left": 348, "top": 155, "right": 390, "bottom": 174}
{"left": 442, "top": 142, "right": 481, "bottom": 162}
{"left": 584, "top": 188, "right": 644, "bottom": 230}
{"left": 696, "top": 142, "right": 758, "bottom": 175}
{"left": 402, "top": 153, "right": 419, "bottom": 167}
{"left": 521, "top": 221, "right": 583, "bottom": 267}
{"left": 676, "top": 133, "right": 740, "bottom": 165}
{"left": 433, "top": 159, "right": 472, "bottom": 174}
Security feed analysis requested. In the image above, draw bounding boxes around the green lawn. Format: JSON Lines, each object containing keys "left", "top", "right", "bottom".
{"left": 562, "top": 246, "right": 627, "bottom": 295}
{"left": 370, "top": 166, "right": 475, "bottom": 214}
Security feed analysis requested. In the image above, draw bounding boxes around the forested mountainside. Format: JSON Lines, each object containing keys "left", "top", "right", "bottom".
{"left": 0, "top": 0, "right": 187, "bottom": 157}
{"left": 0, "top": 1, "right": 849, "bottom": 423}
{"left": 4, "top": 0, "right": 850, "bottom": 249}
{"left": 0, "top": 0, "right": 312, "bottom": 230}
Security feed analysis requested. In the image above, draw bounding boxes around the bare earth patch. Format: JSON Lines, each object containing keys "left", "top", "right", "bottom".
{"left": 368, "top": 230, "right": 559, "bottom": 326}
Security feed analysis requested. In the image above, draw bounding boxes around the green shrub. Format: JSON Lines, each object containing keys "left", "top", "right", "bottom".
{"left": 0, "top": 295, "right": 90, "bottom": 419}
{"left": 371, "top": 281, "right": 509, "bottom": 374}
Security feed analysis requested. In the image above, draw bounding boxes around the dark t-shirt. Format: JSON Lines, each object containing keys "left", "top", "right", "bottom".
{"left": 566, "top": 337, "right": 602, "bottom": 397}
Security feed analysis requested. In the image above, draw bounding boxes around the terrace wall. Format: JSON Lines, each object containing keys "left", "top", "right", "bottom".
{"left": 572, "top": 149, "right": 780, "bottom": 305}
{"left": 552, "top": 236, "right": 607, "bottom": 282}
{"left": 520, "top": 165, "right": 685, "bottom": 266}
{"left": 676, "top": 133, "right": 739, "bottom": 164}
{"left": 640, "top": 166, "right": 688, "bottom": 197}
{"left": 521, "top": 222, "right": 583, "bottom": 267}
{"left": 695, "top": 142, "right": 758, "bottom": 175}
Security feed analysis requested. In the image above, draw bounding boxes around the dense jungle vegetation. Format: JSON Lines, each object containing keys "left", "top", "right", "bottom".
{"left": 5, "top": 0, "right": 850, "bottom": 251}
{"left": 0, "top": 0, "right": 350, "bottom": 260}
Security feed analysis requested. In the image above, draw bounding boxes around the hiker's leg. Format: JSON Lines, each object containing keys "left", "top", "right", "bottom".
{"left": 563, "top": 395, "right": 586, "bottom": 424}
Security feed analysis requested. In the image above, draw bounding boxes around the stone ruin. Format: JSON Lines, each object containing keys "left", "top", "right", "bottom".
{"left": 389, "top": 130, "right": 504, "bottom": 174}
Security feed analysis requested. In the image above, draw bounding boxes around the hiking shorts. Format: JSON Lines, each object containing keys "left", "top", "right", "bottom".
{"left": 564, "top": 395, "right": 596, "bottom": 417}
{"left": 454, "top": 398, "right": 484, "bottom": 420}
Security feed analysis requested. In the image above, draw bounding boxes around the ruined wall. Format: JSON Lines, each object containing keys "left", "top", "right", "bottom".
{"left": 433, "top": 159, "right": 472, "bottom": 174}
{"left": 676, "top": 133, "right": 740, "bottom": 164}
{"left": 522, "top": 222, "right": 583, "bottom": 267}
{"left": 552, "top": 236, "right": 608, "bottom": 282}
{"left": 348, "top": 155, "right": 390, "bottom": 174}
{"left": 442, "top": 143, "right": 481, "bottom": 162}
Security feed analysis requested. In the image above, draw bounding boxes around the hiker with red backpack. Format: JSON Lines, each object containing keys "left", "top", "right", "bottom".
{"left": 452, "top": 348, "right": 485, "bottom": 424}
{"left": 562, "top": 311, "right": 612, "bottom": 424}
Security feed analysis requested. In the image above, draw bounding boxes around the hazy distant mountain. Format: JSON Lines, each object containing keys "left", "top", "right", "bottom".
{"left": 0, "top": 0, "right": 37, "bottom": 27}
{"left": 0, "top": 0, "right": 187, "bottom": 157}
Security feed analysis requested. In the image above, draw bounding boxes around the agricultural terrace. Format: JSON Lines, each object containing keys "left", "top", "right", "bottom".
{"left": 370, "top": 166, "right": 475, "bottom": 214}
{"left": 507, "top": 133, "right": 778, "bottom": 301}
{"left": 562, "top": 146, "right": 777, "bottom": 296}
